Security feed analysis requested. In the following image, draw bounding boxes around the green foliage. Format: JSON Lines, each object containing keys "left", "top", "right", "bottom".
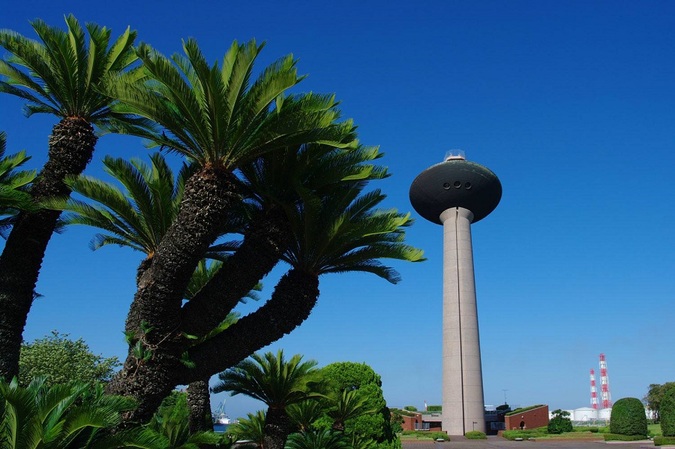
{"left": 502, "top": 427, "right": 549, "bottom": 440}
{"left": 146, "top": 391, "right": 222, "bottom": 449}
{"left": 654, "top": 435, "right": 675, "bottom": 446}
{"left": 286, "top": 430, "right": 350, "bottom": 449}
{"left": 428, "top": 431, "right": 450, "bottom": 441}
{"left": 0, "top": 376, "right": 145, "bottom": 449}
{"left": 0, "top": 131, "right": 36, "bottom": 235}
{"left": 426, "top": 405, "right": 441, "bottom": 412}
{"left": 645, "top": 382, "right": 675, "bottom": 422}
{"left": 19, "top": 331, "right": 119, "bottom": 387}
{"left": 403, "top": 406, "right": 417, "bottom": 412}
{"left": 213, "top": 350, "right": 319, "bottom": 407}
{"left": 659, "top": 384, "right": 675, "bottom": 436}
{"left": 318, "top": 362, "right": 391, "bottom": 442}
{"left": 465, "top": 430, "right": 486, "bottom": 439}
{"left": 505, "top": 405, "right": 546, "bottom": 416}
{"left": 603, "top": 433, "right": 648, "bottom": 441}
{"left": 610, "top": 397, "right": 648, "bottom": 436}
{"left": 547, "top": 409, "right": 573, "bottom": 434}
{"left": 227, "top": 410, "right": 266, "bottom": 446}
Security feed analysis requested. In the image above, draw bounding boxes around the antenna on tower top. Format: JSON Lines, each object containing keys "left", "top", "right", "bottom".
{"left": 599, "top": 354, "right": 612, "bottom": 409}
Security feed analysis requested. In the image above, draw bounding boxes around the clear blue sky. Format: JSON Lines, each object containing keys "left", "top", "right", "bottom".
{"left": 3, "top": 1, "right": 675, "bottom": 419}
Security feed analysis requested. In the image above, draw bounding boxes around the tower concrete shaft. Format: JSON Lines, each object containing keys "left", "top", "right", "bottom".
{"left": 440, "top": 206, "right": 485, "bottom": 435}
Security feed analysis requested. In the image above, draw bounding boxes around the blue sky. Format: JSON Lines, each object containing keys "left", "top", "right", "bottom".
{"left": 3, "top": 1, "right": 675, "bottom": 419}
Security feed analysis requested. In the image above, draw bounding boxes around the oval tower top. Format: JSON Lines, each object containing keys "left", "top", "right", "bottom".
{"left": 409, "top": 158, "right": 502, "bottom": 224}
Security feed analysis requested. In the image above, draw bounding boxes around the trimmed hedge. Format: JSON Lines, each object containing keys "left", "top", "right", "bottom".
{"left": 610, "top": 397, "right": 648, "bottom": 437}
{"left": 465, "top": 431, "right": 486, "bottom": 439}
{"left": 654, "top": 436, "right": 675, "bottom": 446}
{"left": 660, "top": 385, "right": 675, "bottom": 436}
{"left": 604, "top": 433, "right": 648, "bottom": 441}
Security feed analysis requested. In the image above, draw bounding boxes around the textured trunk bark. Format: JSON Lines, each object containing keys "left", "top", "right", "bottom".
{"left": 187, "top": 378, "right": 213, "bottom": 433}
{"left": 0, "top": 117, "right": 96, "bottom": 379}
{"left": 107, "top": 166, "right": 238, "bottom": 424}
{"left": 179, "top": 269, "right": 319, "bottom": 383}
{"left": 180, "top": 206, "right": 291, "bottom": 338}
{"left": 263, "top": 406, "right": 293, "bottom": 449}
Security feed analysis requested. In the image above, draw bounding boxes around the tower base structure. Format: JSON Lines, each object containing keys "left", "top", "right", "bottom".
{"left": 440, "top": 206, "right": 485, "bottom": 435}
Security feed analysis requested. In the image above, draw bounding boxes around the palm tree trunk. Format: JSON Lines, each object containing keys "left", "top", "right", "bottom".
{"left": 107, "top": 166, "right": 238, "bottom": 423}
{"left": 0, "top": 117, "right": 96, "bottom": 379}
{"left": 187, "top": 378, "right": 213, "bottom": 433}
{"left": 179, "top": 268, "right": 319, "bottom": 383}
{"left": 264, "top": 406, "right": 293, "bottom": 449}
{"left": 180, "top": 205, "right": 291, "bottom": 338}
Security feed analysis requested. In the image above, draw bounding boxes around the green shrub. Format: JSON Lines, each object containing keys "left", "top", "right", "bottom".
{"left": 654, "top": 436, "right": 675, "bottom": 446}
{"left": 610, "top": 397, "right": 648, "bottom": 436}
{"left": 604, "top": 433, "right": 647, "bottom": 441}
{"left": 465, "top": 431, "right": 486, "bottom": 439}
{"left": 502, "top": 428, "right": 548, "bottom": 440}
{"left": 660, "top": 385, "right": 675, "bottom": 436}
{"left": 429, "top": 432, "right": 449, "bottom": 441}
{"left": 547, "top": 409, "right": 573, "bottom": 434}
{"left": 427, "top": 405, "right": 442, "bottom": 412}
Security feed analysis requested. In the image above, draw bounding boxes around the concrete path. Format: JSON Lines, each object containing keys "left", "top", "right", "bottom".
{"left": 401, "top": 436, "right": 655, "bottom": 449}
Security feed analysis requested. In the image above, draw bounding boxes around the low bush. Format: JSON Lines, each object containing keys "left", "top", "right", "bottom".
{"left": 548, "top": 409, "right": 573, "bottom": 434}
{"left": 610, "top": 397, "right": 648, "bottom": 436}
{"left": 502, "top": 428, "right": 548, "bottom": 440}
{"left": 661, "top": 385, "right": 675, "bottom": 436}
{"left": 654, "top": 436, "right": 675, "bottom": 446}
{"left": 465, "top": 431, "right": 486, "bottom": 439}
{"left": 429, "top": 432, "right": 450, "bottom": 441}
{"left": 604, "top": 433, "right": 648, "bottom": 441}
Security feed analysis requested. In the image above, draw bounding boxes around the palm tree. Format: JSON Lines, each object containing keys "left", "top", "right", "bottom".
{"left": 101, "top": 38, "right": 354, "bottom": 421}
{"left": 0, "top": 15, "right": 141, "bottom": 379}
{"left": 56, "top": 153, "right": 251, "bottom": 430}
{"left": 0, "top": 376, "right": 151, "bottom": 449}
{"left": 285, "top": 430, "right": 350, "bottom": 449}
{"left": 227, "top": 410, "right": 266, "bottom": 447}
{"left": 59, "top": 152, "right": 195, "bottom": 282}
{"left": 0, "top": 131, "right": 36, "bottom": 236}
{"left": 179, "top": 142, "right": 382, "bottom": 340}
{"left": 212, "top": 350, "right": 320, "bottom": 449}
{"left": 286, "top": 400, "right": 324, "bottom": 434}
{"left": 183, "top": 181, "right": 424, "bottom": 381}
{"left": 327, "top": 389, "right": 375, "bottom": 432}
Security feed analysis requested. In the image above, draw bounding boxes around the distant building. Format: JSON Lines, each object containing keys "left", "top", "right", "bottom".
{"left": 504, "top": 405, "right": 550, "bottom": 431}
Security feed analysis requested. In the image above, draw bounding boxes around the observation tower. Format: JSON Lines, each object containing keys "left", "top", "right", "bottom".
{"left": 409, "top": 152, "right": 501, "bottom": 435}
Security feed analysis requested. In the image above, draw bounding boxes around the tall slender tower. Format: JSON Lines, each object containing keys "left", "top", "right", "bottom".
{"left": 590, "top": 369, "right": 598, "bottom": 410}
{"left": 599, "top": 354, "right": 612, "bottom": 409}
{"left": 409, "top": 153, "right": 501, "bottom": 435}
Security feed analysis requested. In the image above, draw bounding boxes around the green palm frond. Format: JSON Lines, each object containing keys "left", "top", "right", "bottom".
{"left": 0, "top": 377, "right": 143, "bottom": 449}
{"left": 213, "top": 350, "right": 318, "bottom": 408}
{"left": 0, "top": 14, "right": 141, "bottom": 126}
{"left": 0, "top": 132, "right": 36, "bottom": 217}
{"left": 55, "top": 153, "right": 187, "bottom": 255}
{"left": 283, "top": 184, "right": 424, "bottom": 283}
{"left": 107, "top": 38, "right": 356, "bottom": 169}
{"left": 227, "top": 410, "right": 266, "bottom": 445}
{"left": 286, "top": 429, "right": 350, "bottom": 449}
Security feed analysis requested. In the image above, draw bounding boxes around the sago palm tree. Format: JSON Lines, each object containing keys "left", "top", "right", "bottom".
{"left": 184, "top": 182, "right": 424, "bottom": 381}
{"left": 0, "top": 376, "right": 151, "bottom": 449}
{"left": 180, "top": 142, "right": 381, "bottom": 340}
{"left": 286, "top": 400, "right": 324, "bottom": 434}
{"left": 327, "top": 389, "right": 375, "bottom": 432}
{"left": 285, "top": 430, "right": 350, "bottom": 449}
{"left": 213, "top": 350, "right": 320, "bottom": 449}
{"left": 0, "top": 15, "right": 141, "bottom": 379}
{"left": 227, "top": 410, "right": 266, "bottom": 447}
{"left": 59, "top": 153, "right": 195, "bottom": 283}
{"left": 0, "top": 132, "right": 36, "bottom": 236}
{"left": 56, "top": 153, "right": 252, "bottom": 430}
{"left": 102, "top": 38, "right": 355, "bottom": 422}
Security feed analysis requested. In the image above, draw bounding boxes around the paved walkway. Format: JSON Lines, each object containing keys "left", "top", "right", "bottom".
{"left": 401, "top": 436, "right": 656, "bottom": 449}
